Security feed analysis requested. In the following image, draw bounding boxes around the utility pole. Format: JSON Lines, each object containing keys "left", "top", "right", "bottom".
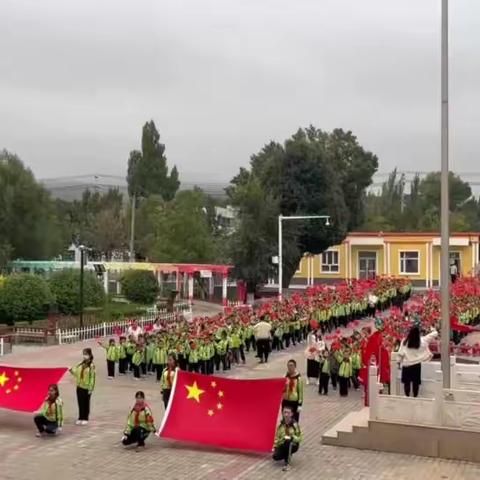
{"left": 129, "top": 195, "right": 136, "bottom": 262}
{"left": 79, "top": 246, "right": 85, "bottom": 328}
{"left": 440, "top": 0, "right": 451, "bottom": 388}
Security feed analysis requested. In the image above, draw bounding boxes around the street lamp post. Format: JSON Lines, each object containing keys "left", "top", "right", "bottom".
{"left": 79, "top": 245, "right": 88, "bottom": 328}
{"left": 440, "top": 0, "right": 451, "bottom": 388}
{"left": 278, "top": 214, "right": 331, "bottom": 299}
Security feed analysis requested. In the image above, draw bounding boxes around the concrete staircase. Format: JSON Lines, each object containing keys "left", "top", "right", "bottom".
{"left": 322, "top": 407, "right": 480, "bottom": 462}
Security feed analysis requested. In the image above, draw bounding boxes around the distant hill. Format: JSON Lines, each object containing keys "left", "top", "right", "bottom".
{"left": 41, "top": 175, "right": 229, "bottom": 201}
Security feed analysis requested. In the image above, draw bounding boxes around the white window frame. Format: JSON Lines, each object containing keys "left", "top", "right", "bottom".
{"left": 321, "top": 250, "right": 340, "bottom": 274}
{"left": 399, "top": 250, "right": 420, "bottom": 275}
{"left": 357, "top": 250, "right": 378, "bottom": 279}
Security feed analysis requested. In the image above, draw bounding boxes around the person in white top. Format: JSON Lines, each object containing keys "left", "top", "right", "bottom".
{"left": 127, "top": 322, "right": 143, "bottom": 342}
{"left": 397, "top": 326, "right": 438, "bottom": 397}
{"left": 253, "top": 318, "right": 272, "bottom": 363}
{"left": 304, "top": 330, "right": 325, "bottom": 385}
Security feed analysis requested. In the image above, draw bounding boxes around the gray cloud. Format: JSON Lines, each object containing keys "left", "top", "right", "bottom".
{"left": 1, "top": 0, "right": 480, "bottom": 182}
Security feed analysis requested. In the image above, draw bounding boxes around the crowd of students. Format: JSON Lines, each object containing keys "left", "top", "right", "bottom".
{"left": 32, "top": 278, "right": 411, "bottom": 470}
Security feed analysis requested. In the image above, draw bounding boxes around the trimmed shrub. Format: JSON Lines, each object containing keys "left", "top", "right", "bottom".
{"left": 0, "top": 274, "right": 52, "bottom": 324}
{"left": 49, "top": 269, "right": 105, "bottom": 315}
{"left": 120, "top": 270, "right": 159, "bottom": 305}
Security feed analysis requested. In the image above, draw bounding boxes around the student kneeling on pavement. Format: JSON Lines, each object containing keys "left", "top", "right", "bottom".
{"left": 34, "top": 384, "right": 63, "bottom": 437}
{"left": 273, "top": 405, "right": 302, "bottom": 472}
{"left": 122, "top": 391, "right": 156, "bottom": 451}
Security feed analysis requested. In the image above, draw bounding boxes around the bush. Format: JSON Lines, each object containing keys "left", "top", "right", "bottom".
{"left": 49, "top": 269, "right": 105, "bottom": 315}
{"left": 0, "top": 274, "right": 52, "bottom": 324}
{"left": 120, "top": 270, "right": 159, "bottom": 304}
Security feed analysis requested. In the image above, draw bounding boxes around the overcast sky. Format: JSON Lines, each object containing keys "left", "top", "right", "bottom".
{"left": 1, "top": 0, "right": 480, "bottom": 183}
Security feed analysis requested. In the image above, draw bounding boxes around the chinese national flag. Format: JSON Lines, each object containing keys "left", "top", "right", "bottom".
{"left": 158, "top": 371, "right": 285, "bottom": 452}
{"left": 0, "top": 365, "right": 68, "bottom": 412}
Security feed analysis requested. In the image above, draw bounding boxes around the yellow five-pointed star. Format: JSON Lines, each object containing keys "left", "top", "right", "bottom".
{"left": 0, "top": 372, "right": 9, "bottom": 387}
{"left": 217, "top": 403, "right": 223, "bottom": 410}
{"left": 185, "top": 381, "right": 205, "bottom": 403}
{"left": 208, "top": 409, "right": 215, "bottom": 416}
{"left": 218, "top": 391, "right": 224, "bottom": 398}
{"left": 210, "top": 381, "right": 217, "bottom": 388}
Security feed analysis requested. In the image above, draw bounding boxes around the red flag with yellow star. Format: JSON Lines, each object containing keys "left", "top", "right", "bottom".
{"left": 158, "top": 370, "right": 285, "bottom": 452}
{"left": 0, "top": 365, "right": 68, "bottom": 412}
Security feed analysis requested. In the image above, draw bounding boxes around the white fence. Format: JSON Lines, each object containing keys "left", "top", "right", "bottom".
{"left": 57, "top": 309, "right": 190, "bottom": 345}
{"left": 370, "top": 363, "right": 480, "bottom": 432}
{"left": 0, "top": 337, "right": 3, "bottom": 356}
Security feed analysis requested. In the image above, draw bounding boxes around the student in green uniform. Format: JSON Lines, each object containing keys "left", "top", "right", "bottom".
{"left": 161, "top": 354, "right": 178, "bottom": 409}
{"left": 34, "top": 384, "right": 63, "bottom": 437}
{"left": 69, "top": 348, "right": 95, "bottom": 425}
{"left": 153, "top": 337, "right": 167, "bottom": 382}
{"left": 98, "top": 338, "right": 118, "bottom": 379}
{"left": 351, "top": 347, "right": 362, "bottom": 390}
{"left": 117, "top": 336, "right": 127, "bottom": 375}
{"left": 125, "top": 335, "right": 136, "bottom": 372}
{"left": 188, "top": 341, "right": 199, "bottom": 372}
{"left": 338, "top": 349, "right": 352, "bottom": 397}
{"left": 146, "top": 336, "right": 155, "bottom": 376}
{"left": 132, "top": 344, "right": 144, "bottom": 380}
{"left": 282, "top": 359, "right": 304, "bottom": 422}
{"left": 122, "top": 391, "right": 156, "bottom": 451}
{"left": 318, "top": 349, "right": 331, "bottom": 395}
{"left": 273, "top": 405, "right": 302, "bottom": 472}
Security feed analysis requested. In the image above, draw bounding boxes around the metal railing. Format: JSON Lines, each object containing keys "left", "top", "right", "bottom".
{"left": 56, "top": 309, "right": 190, "bottom": 345}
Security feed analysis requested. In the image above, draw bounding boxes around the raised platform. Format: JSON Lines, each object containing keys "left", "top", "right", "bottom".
{"left": 322, "top": 408, "right": 480, "bottom": 463}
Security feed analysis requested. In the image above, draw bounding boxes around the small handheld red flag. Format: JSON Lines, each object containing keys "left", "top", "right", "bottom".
{"left": 158, "top": 371, "right": 285, "bottom": 452}
{"left": 0, "top": 365, "right": 68, "bottom": 412}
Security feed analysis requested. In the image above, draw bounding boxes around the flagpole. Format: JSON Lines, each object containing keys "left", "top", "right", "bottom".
{"left": 440, "top": 0, "right": 451, "bottom": 388}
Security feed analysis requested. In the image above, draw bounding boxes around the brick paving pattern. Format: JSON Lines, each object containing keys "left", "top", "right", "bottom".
{"left": 1, "top": 338, "right": 480, "bottom": 480}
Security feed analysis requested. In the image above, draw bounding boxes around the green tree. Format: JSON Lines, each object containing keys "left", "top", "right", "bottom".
{"left": 0, "top": 150, "right": 63, "bottom": 266}
{"left": 140, "top": 189, "right": 215, "bottom": 263}
{"left": 127, "top": 121, "right": 180, "bottom": 200}
{"left": 120, "top": 270, "right": 159, "bottom": 304}
{"left": 0, "top": 274, "right": 52, "bottom": 324}
{"left": 49, "top": 269, "right": 105, "bottom": 315}
{"left": 229, "top": 127, "right": 377, "bottom": 288}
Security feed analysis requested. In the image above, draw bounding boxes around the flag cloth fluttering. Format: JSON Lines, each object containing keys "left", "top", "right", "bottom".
{"left": 0, "top": 365, "right": 68, "bottom": 412}
{"left": 158, "top": 370, "right": 285, "bottom": 452}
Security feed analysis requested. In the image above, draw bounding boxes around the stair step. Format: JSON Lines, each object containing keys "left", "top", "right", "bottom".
{"left": 323, "top": 407, "right": 370, "bottom": 439}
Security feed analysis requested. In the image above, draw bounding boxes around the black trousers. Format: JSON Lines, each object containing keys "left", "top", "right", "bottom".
{"left": 34, "top": 415, "right": 58, "bottom": 434}
{"left": 256, "top": 339, "right": 270, "bottom": 362}
{"left": 282, "top": 400, "right": 300, "bottom": 422}
{"left": 207, "top": 359, "right": 214, "bottom": 375}
{"left": 107, "top": 360, "right": 115, "bottom": 377}
{"left": 126, "top": 353, "right": 133, "bottom": 371}
{"left": 330, "top": 372, "right": 338, "bottom": 390}
{"left": 239, "top": 345, "right": 246, "bottom": 362}
{"left": 339, "top": 376, "right": 349, "bottom": 397}
{"left": 76, "top": 387, "right": 91, "bottom": 421}
{"left": 272, "top": 440, "right": 299, "bottom": 465}
{"left": 119, "top": 358, "right": 127, "bottom": 374}
{"left": 163, "top": 389, "right": 171, "bottom": 409}
{"left": 122, "top": 427, "right": 150, "bottom": 447}
{"left": 141, "top": 362, "right": 147, "bottom": 376}
{"left": 188, "top": 362, "right": 199, "bottom": 372}
{"left": 319, "top": 372, "right": 330, "bottom": 395}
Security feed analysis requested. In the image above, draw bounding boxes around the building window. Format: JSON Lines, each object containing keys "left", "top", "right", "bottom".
{"left": 400, "top": 251, "right": 419, "bottom": 275}
{"left": 321, "top": 250, "right": 339, "bottom": 273}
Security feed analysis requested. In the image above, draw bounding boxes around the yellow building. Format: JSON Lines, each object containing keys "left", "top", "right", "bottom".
{"left": 293, "top": 232, "right": 480, "bottom": 288}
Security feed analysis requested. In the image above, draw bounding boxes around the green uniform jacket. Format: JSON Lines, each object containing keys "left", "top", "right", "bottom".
{"left": 124, "top": 405, "right": 156, "bottom": 434}
{"left": 161, "top": 367, "right": 177, "bottom": 391}
{"left": 70, "top": 363, "right": 96, "bottom": 392}
{"left": 339, "top": 360, "right": 353, "bottom": 378}
{"left": 116, "top": 344, "right": 127, "bottom": 360}
{"left": 320, "top": 358, "right": 330, "bottom": 375}
{"left": 132, "top": 350, "right": 144, "bottom": 366}
{"left": 104, "top": 345, "right": 118, "bottom": 362}
{"left": 283, "top": 373, "right": 304, "bottom": 405}
{"left": 274, "top": 421, "right": 302, "bottom": 447}
{"left": 126, "top": 341, "right": 136, "bottom": 356}
{"left": 39, "top": 398, "right": 64, "bottom": 426}
{"left": 153, "top": 346, "right": 168, "bottom": 365}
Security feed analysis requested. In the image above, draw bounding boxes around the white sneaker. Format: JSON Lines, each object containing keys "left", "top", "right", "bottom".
{"left": 75, "top": 420, "right": 82, "bottom": 426}
{"left": 80, "top": 420, "right": 88, "bottom": 426}
{"left": 35, "top": 432, "right": 43, "bottom": 438}
{"left": 107, "top": 376, "right": 114, "bottom": 380}
{"left": 306, "top": 378, "right": 310, "bottom": 386}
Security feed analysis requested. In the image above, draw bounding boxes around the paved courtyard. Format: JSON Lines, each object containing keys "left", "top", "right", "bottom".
{"left": 1, "top": 338, "right": 480, "bottom": 480}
